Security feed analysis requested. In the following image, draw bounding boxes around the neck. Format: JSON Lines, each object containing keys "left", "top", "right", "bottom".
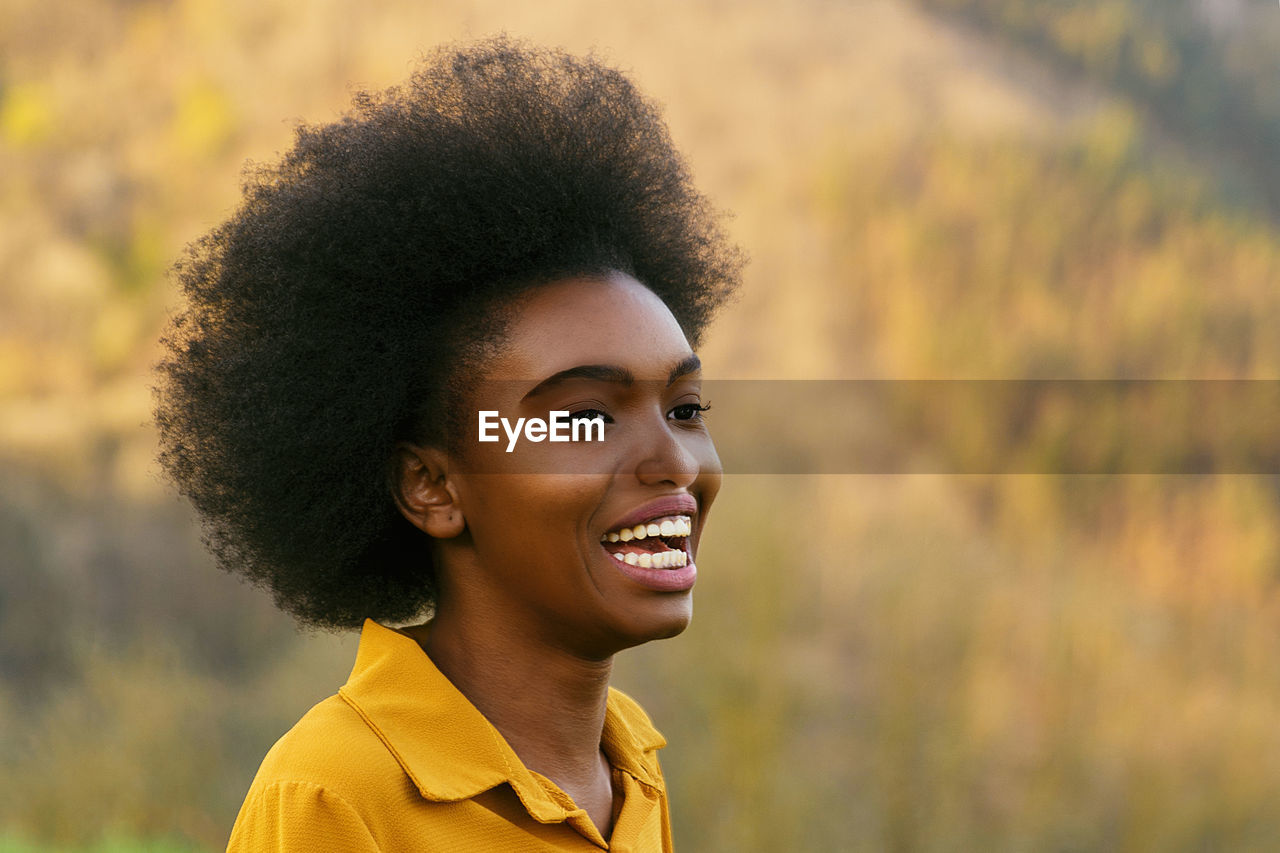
{"left": 407, "top": 602, "right": 614, "bottom": 789}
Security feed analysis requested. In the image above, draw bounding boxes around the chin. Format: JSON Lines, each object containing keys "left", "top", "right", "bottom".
{"left": 612, "top": 598, "right": 693, "bottom": 650}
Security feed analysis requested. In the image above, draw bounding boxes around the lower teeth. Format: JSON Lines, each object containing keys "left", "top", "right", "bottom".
{"left": 612, "top": 550, "right": 686, "bottom": 569}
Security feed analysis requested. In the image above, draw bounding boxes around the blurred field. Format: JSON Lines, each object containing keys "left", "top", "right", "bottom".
{"left": 3, "top": 0, "right": 1280, "bottom": 850}
{"left": 0, "top": 837, "right": 199, "bottom": 853}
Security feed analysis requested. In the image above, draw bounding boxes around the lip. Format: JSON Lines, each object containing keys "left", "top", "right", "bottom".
{"left": 599, "top": 493, "right": 700, "bottom": 593}
{"left": 604, "top": 494, "right": 698, "bottom": 534}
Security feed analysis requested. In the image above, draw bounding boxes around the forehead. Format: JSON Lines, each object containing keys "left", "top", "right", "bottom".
{"left": 489, "top": 272, "right": 694, "bottom": 381}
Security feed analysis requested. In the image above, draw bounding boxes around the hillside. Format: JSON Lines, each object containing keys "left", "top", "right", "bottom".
{"left": 3, "top": 0, "right": 1280, "bottom": 849}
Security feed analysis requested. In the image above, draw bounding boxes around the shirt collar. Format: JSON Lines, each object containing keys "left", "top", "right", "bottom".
{"left": 338, "top": 619, "right": 666, "bottom": 822}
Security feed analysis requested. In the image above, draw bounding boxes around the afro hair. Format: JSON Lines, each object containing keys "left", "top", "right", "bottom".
{"left": 154, "top": 37, "right": 743, "bottom": 629}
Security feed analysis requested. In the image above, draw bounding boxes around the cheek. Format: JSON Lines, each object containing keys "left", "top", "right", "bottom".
{"left": 694, "top": 429, "right": 722, "bottom": 472}
{"left": 464, "top": 475, "right": 604, "bottom": 557}
{"left": 692, "top": 430, "right": 723, "bottom": 479}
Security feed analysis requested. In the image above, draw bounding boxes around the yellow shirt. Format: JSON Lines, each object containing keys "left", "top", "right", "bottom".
{"left": 226, "top": 620, "right": 674, "bottom": 852}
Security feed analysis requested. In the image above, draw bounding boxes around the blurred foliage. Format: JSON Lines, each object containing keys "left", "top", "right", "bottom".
{"left": 620, "top": 110, "right": 1280, "bottom": 850}
{"left": 4, "top": 0, "right": 1280, "bottom": 850}
{"left": 913, "top": 0, "right": 1280, "bottom": 218}
{"left": 820, "top": 114, "right": 1280, "bottom": 379}
{"left": 0, "top": 83, "right": 56, "bottom": 148}
{"left": 0, "top": 836, "right": 203, "bottom": 853}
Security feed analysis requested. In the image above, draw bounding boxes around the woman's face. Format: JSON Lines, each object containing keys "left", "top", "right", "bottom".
{"left": 441, "top": 271, "right": 721, "bottom": 659}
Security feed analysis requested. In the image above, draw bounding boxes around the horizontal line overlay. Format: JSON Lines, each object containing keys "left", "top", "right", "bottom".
{"left": 458, "top": 380, "right": 1280, "bottom": 474}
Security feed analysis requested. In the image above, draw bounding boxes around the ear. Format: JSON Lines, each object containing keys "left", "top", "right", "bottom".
{"left": 392, "top": 443, "right": 466, "bottom": 539}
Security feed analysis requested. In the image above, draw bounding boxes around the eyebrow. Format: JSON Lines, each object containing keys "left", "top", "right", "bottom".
{"left": 520, "top": 354, "right": 701, "bottom": 402}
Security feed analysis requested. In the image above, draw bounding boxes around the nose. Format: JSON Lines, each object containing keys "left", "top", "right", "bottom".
{"left": 634, "top": 412, "right": 718, "bottom": 489}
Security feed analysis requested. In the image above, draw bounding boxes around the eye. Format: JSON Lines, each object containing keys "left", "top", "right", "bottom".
{"left": 668, "top": 402, "right": 711, "bottom": 422}
{"left": 569, "top": 408, "right": 613, "bottom": 424}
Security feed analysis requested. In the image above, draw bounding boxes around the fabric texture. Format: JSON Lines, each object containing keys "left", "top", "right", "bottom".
{"left": 226, "top": 620, "right": 674, "bottom": 852}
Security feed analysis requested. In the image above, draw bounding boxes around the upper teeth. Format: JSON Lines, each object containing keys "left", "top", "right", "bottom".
{"left": 602, "top": 515, "right": 692, "bottom": 542}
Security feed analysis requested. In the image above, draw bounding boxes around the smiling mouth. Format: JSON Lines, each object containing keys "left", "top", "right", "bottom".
{"left": 599, "top": 515, "right": 692, "bottom": 570}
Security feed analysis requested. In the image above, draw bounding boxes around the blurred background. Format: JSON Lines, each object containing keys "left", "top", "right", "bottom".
{"left": 3, "top": 0, "right": 1280, "bottom": 850}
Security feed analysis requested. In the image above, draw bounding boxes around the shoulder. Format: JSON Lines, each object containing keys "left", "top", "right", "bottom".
{"left": 251, "top": 694, "right": 406, "bottom": 794}
{"left": 228, "top": 694, "right": 417, "bottom": 851}
{"left": 228, "top": 778, "right": 381, "bottom": 852}
{"left": 238, "top": 696, "right": 417, "bottom": 814}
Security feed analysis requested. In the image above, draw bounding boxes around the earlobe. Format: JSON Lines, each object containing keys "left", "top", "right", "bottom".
{"left": 392, "top": 443, "right": 466, "bottom": 539}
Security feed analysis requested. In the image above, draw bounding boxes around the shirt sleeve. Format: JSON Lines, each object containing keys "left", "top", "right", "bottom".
{"left": 227, "top": 781, "right": 381, "bottom": 853}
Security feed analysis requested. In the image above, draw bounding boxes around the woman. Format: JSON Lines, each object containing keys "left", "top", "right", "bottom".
{"left": 155, "top": 37, "right": 742, "bottom": 851}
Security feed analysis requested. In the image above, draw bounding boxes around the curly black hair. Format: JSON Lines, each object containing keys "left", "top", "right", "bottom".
{"left": 154, "top": 37, "right": 742, "bottom": 629}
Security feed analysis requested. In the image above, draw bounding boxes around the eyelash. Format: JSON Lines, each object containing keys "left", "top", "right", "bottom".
{"left": 669, "top": 402, "right": 711, "bottom": 422}
{"left": 569, "top": 408, "right": 613, "bottom": 424}
{"left": 566, "top": 402, "right": 711, "bottom": 424}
